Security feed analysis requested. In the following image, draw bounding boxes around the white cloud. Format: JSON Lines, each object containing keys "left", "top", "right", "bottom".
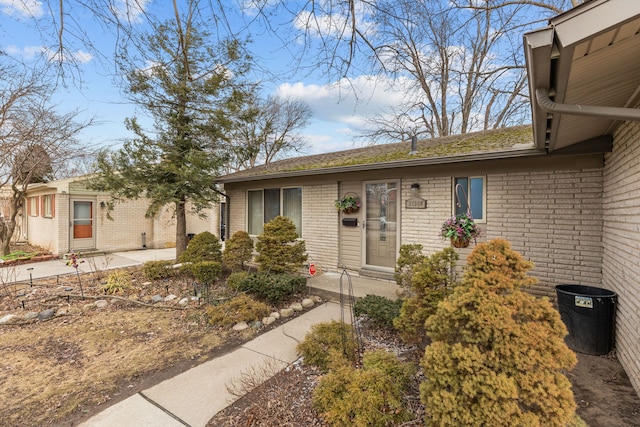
{"left": 44, "top": 47, "right": 93, "bottom": 64}
{"left": 0, "top": 0, "right": 43, "bottom": 19}
{"left": 112, "top": 0, "right": 150, "bottom": 23}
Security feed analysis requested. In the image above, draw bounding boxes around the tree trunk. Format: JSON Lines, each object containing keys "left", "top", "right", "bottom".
{"left": 175, "top": 200, "right": 187, "bottom": 260}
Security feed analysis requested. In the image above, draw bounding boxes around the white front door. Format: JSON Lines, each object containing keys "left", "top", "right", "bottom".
{"left": 364, "top": 181, "right": 399, "bottom": 269}
{"left": 70, "top": 199, "right": 95, "bottom": 250}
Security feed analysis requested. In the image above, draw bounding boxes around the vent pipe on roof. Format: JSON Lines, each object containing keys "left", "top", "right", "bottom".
{"left": 536, "top": 88, "right": 640, "bottom": 121}
{"left": 410, "top": 135, "right": 418, "bottom": 154}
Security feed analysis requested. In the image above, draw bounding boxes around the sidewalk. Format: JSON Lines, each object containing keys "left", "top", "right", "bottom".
{"left": 20, "top": 249, "right": 398, "bottom": 426}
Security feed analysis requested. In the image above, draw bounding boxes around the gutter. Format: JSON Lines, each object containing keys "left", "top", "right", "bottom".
{"left": 536, "top": 88, "right": 640, "bottom": 122}
{"left": 213, "top": 188, "right": 230, "bottom": 241}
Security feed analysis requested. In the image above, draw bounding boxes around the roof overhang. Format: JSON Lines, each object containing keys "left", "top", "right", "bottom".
{"left": 217, "top": 147, "right": 545, "bottom": 183}
{"left": 524, "top": 0, "right": 640, "bottom": 153}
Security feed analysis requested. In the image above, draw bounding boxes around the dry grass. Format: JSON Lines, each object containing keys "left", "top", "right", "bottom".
{"left": 0, "top": 266, "right": 235, "bottom": 427}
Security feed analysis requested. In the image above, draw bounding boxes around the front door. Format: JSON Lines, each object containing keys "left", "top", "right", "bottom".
{"left": 364, "top": 181, "right": 399, "bottom": 269}
{"left": 71, "top": 200, "right": 95, "bottom": 250}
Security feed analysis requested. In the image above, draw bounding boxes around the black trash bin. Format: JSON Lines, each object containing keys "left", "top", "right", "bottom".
{"left": 555, "top": 284, "right": 617, "bottom": 355}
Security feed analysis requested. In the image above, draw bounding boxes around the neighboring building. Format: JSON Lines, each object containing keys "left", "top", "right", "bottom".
{"left": 217, "top": 0, "right": 640, "bottom": 395}
{"left": 21, "top": 176, "right": 222, "bottom": 255}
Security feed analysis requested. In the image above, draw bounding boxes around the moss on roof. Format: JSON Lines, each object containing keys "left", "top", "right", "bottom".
{"left": 220, "top": 125, "right": 534, "bottom": 181}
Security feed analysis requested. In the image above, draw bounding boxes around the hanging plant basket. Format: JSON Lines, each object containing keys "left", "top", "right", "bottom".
{"left": 335, "top": 192, "right": 361, "bottom": 213}
{"left": 450, "top": 237, "right": 470, "bottom": 249}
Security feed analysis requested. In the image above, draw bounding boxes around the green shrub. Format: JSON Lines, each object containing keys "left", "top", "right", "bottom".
{"left": 179, "top": 231, "right": 222, "bottom": 264}
{"left": 142, "top": 260, "right": 175, "bottom": 280}
{"left": 394, "top": 243, "right": 426, "bottom": 290}
{"left": 420, "top": 239, "right": 577, "bottom": 426}
{"left": 226, "top": 271, "right": 251, "bottom": 290}
{"left": 394, "top": 247, "right": 458, "bottom": 345}
{"left": 255, "top": 216, "right": 307, "bottom": 273}
{"left": 234, "top": 273, "right": 306, "bottom": 304}
{"left": 312, "top": 350, "right": 415, "bottom": 427}
{"left": 205, "top": 294, "right": 271, "bottom": 327}
{"left": 102, "top": 270, "right": 131, "bottom": 294}
{"left": 181, "top": 261, "right": 223, "bottom": 284}
{"left": 297, "top": 320, "right": 358, "bottom": 372}
{"left": 353, "top": 295, "right": 403, "bottom": 329}
{"left": 222, "top": 230, "right": 254, "bottom": 271}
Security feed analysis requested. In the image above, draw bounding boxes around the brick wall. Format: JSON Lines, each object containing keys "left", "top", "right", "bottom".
{"left": 304, "top": 183, "right": 340, "bottom": 271}
{"left": 602, "top": 119, "right": 640, "bottom": 395}
{"left": 486, "top": 169, "right": 604, "bottom": 298}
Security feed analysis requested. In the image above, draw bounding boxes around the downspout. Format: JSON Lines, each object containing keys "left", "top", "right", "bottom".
{"left": 214, "top": 188, "right": 230, "bottom": 241}
{"left": 536, "top": 88, "right": 640, "bottom": 121}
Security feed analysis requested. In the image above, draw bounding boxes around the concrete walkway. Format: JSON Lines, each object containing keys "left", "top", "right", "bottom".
{"left": 3, "top": 248, "right": 399, "bottom": 426}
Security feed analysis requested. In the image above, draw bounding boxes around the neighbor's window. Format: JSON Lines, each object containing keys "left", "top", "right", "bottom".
{"left": 42, "top": 195, "right": 54, "bottom": 218}
{"left": 28, "top": 197, "right": 38, "bottom": 217}
{"left": 248, "top": 187, "right": 302, "bottom": 236}
{"left": 453, "top": 177, "right": 485, "bottom": 222}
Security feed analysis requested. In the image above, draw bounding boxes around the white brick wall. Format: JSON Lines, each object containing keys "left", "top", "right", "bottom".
{"left": 487, "top": 169, "right": 604, "bottom": 298}
{"left": 602, "top": 119, "right": 640, "bottom": 395}
{"left": 304, "top": 183, "right": 340, "bottom": 270}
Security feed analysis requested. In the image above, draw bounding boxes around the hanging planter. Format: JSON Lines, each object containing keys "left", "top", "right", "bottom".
{"left": 450, "top": 236, "right": 470, "bottom": 249}
{"left": 441, "top": 213, "right": 480, "bottom": 248}
{"left": 335, "top": 192, "right": 361, "bottom": 213}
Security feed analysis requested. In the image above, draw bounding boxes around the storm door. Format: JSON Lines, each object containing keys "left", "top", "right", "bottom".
{"left": 364, "top": 181, "right": 399, "bottom": 269}
{"left": 71, "top": 200, "right": 95, "bottom": 250}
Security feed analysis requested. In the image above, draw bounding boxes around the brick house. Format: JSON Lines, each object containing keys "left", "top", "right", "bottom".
{"left": 217, "top": 0, "right": 640, "bottom": 394}
{"left": 21, "top": 176, "right": 221, "bottom": 255}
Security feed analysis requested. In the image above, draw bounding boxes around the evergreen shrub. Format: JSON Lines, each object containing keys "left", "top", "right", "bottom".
{"left": 312, "top": 350, "right": 415, "bottom": 427}
{"left": 142, "top": 260, "right": 175, "bottom": 280}
{"left": 420, "top": 239, "right": 577, "bottom": 426}
{"left": 234, "top": 273, "right": 306, "bottom": 304}
{"left": 181, "top": 261, "right": 223, "bottom": 284}
{"left": 222, "top": 230, "right": 254, "bottom": 271}
{"left": 297, "top": 320, "right": 358, "bottom": 371}
{"left": 255, "top": 216, "right": 307, "bottom": 273}
{"left": 179, "top": 231, "right": 222, "bottom": 264}
{"left": 205, "top": 293, "right": 270, "bottom": 327}
{"left": 394, "top": 247, "right": 459, "bottom": 344}
{"left": 353, "top": 295, "right": 403, "bottom": 329}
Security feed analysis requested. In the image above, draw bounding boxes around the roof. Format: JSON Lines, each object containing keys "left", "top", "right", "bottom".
{"left": 217, "top": 126, "right": 542, "bottom": 183}
{"left": 524, "top": 0, "right": 640, "bottom": 153}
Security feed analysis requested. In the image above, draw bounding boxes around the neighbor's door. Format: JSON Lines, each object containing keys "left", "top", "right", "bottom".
{"left": 364, "top": 181, "right": 399, "bottom": 269}
{"left": 71, "top": 200, "right": 95, "bottom": 250}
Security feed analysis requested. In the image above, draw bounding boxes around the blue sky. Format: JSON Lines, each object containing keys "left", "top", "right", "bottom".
{"left": 0, "top": 1, "right": 406, "bottom": 156}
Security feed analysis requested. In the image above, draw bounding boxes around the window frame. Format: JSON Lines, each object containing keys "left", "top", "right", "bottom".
{"left": 453, "top": 176, "right": 486, "bottom": 223}
{"left": 42, "top": 195, "right": 54, "bottom": 218}
{"left": 247, "top": 186, "right": 303, "bottom": 237}
{"left": 28, "top": 196, "right": 39, "bottom": 217}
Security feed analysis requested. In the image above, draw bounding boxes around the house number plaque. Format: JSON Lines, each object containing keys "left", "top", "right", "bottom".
{"left": 406, "top": 197, "right": 427, "bottom": 209}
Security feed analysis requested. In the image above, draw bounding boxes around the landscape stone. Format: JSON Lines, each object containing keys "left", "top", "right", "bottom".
{"left": 289, "top": 302, "right": 303, "bottom": 312}
{"left": 83, "top": 303, "right": 95, "bottom": 311}
{"left": 263, "top": 316, "right": 276, "bottom": 325}
{"left": 269, "top": 312, "right": 280, "bottom": 319}
{"left": 178, "top": 297, "right": 190, "bottom": 305}
{"left": 37, "top": 309, "right": 55, "bottom": 321}
{"left": 0, "top": 314, "right": 19, "bottom": 325}
{"left": 310, "top": 295, "right": 323, "bottom": 303}
{"left": 232, "top": 321, "right": 249, "bottom": 331}
{"left": 301, "top": 298, "right": 315, "bottom": 308}
{"left": 164, "top": 294, "right": 177, "bottom": 302}
{"left": 24, "top": 312, "right": 39, "bottom": 320}
{"left": 151, "top": 295, "right": 163, "bottom": 304}
{"left": 95, "top": 300, "right": 109, "bottom": 309}
{"left": 279, "top": 308, "right": 294, "bottom": 318}
{"left": 56, "top": 308, "right": 68, "bottom": 316}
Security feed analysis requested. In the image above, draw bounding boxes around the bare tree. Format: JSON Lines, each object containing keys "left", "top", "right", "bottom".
{"left": 228, "top": 94, "right": 312, "bottom": 171}
{"left": 0, "top": 60, "right": 92, "bottom": 255}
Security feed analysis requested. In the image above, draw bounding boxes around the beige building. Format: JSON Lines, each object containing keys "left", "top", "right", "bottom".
{"left": 21, "top": 176, "right": 222, "bottom": 255}
{"left": 218, "top": 0, "right": 640, "bottom": 396}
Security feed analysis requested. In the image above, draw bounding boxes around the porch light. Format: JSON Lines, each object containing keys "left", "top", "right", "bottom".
{"left": 411, "top": 183, "right": 420, "bottom": 195}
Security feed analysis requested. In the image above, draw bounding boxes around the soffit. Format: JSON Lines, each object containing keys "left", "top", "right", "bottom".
{"left": 525, "top": 0, "right": 640, "bottom": 152}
